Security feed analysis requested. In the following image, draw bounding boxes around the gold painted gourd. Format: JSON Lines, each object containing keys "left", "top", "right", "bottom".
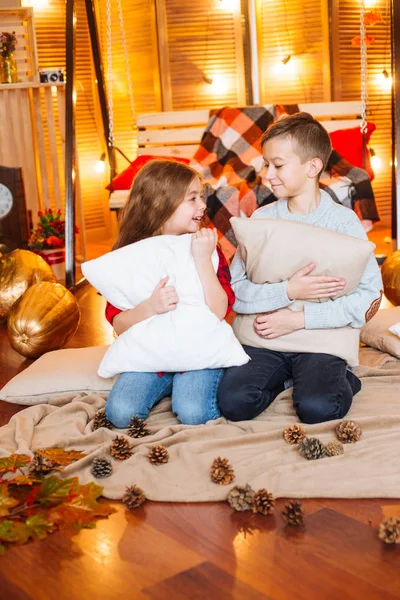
{"left": 0, "top": 249, "right": 56, "bottom": 320}
{"left": 7, "top": 282, "right": 81, "bottom": 358}
{"left": 381, "top": 250, "right": 400, "bottom": 306}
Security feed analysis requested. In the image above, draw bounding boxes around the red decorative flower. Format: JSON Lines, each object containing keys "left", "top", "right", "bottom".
{"left": 45, "top": 236, "right": 64, "bottom": 248}
{"left": 28, "top": 208, "right": 79, "bottom": 251}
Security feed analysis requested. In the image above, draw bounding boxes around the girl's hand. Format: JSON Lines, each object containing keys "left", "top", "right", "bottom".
{"left": 254, "top": 308, "right": 304, "bottom": 339}
{"left": 191, "top": 228, "right": 218, "bottom": 266}
{"left": 287, "top": 263, "right": 346, "bottom": 301}
{"left": 149, "top": 276, "right": 178, "bottom": 314}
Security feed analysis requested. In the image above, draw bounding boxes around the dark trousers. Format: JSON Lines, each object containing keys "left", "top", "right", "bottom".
{"left": 218, "top": 346, "right": 362, "bottom": 424}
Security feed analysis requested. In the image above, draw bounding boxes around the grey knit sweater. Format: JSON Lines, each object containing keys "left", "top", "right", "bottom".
{"left": 230, "top": 190, "right": 383, "bottom": 330}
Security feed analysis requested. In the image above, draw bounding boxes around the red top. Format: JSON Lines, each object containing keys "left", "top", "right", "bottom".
{"left": 104, "top": 245, "right": 235, "bottom": 377}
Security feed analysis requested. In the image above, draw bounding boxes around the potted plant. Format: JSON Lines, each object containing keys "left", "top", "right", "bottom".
{"left": 28, "top": 208, "right": 79, "bottom": 280}
{"left": 0, "top": 31, "right": 18, "bottom": 84}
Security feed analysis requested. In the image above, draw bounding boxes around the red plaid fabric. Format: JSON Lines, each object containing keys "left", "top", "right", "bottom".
{"left": 191, "top": 106, "right": 275, "bottom": 261}
{"left": 192, "top": 105, "right": 379, "bottom": 261}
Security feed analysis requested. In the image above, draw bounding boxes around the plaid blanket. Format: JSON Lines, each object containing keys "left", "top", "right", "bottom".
{"left": 191, "top": 106, "right": 379, "bottom": 262}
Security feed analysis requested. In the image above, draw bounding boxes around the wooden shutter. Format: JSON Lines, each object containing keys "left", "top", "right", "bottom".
{"left": 96, "top": 0, "right": 161, "bottom": 164}
{"left": 159, "top": 0, "right": 246, "bottom": 110}
{"left": 33, "top": 0, "right": 160, "bottom": 239}
{"left": 256, "top": 0, "right": 331, "bottom": 104}
{"left": 331, "top": 0, "right": 392, "bottom": 225}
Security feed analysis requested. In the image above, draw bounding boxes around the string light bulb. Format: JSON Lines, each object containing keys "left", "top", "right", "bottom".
{"left": 370, "top": 148, "right": 382, "bottom": 170}
{"left": 95, "top": 152, "right": 106, "bottom": 174}
{"left": 217, "top": 0, "right": 240, "bottom": 11}
{"left": 378, "top": 69, "right": 392, "bottom": 92}
{"left": 21, "top": 0, "right": 49, "bottom": 8}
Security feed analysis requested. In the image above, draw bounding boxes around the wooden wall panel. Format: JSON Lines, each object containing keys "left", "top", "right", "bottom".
{"left": 256, "top": 0, "right": 331, "bottom": 105}
{"left": 96, "top": 0, "right": 161, "bottom": 168}
{"left": 32, "top": 0, "right": 160, "bottom": 239}
{"left": 331, "top": 0, "right": 393, "bottom": 225}
{"left": 162, "top": 0, "right": 246, "bottom": 110}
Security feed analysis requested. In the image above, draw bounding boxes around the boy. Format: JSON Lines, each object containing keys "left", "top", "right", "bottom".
{"left": 218, "top": 112, "right": 383, "bottom": 424}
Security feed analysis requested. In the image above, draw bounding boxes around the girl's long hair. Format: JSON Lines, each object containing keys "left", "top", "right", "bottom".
{"left": 113, "top": 159, "right": 200, "bottom": 250}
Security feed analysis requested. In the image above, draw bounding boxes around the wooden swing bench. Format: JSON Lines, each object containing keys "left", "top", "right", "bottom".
{"left": 109, "top": 100, "right": 363, "bottom": 210}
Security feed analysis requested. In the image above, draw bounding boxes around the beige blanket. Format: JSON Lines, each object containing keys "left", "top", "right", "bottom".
{"left": 1, "top": 348, "right": 400, "bottom": 501}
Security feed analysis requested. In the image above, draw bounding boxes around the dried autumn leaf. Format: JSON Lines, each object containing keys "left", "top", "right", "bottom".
{"left": 71, "top": 482, "right": 114, "bottom": 517}
{"left": 0, "top": 483, "right": 20, "bottom": 517}
{"left": 8, "top": 475, "right": 42, "bottom": 487}
{"left": 0, "top": 520, "right": 30, "bottom": 544}
{"left": 364, "top": 10, "right": 384, "bottom": 26}
{"left": 35, "top": 448, "right": 86, "bottom": 467}
{"left": 351, "top": 34, "right": 375, "bottom": 46}
{"left": 0, "top": 454, "right": 30, "bottom": 474}
{"left": 37, "top": 476, "right": 80, "bottom": 507}
{"left": 25, "top": 513, "right": 55, "bottom": 540}
{"left": 49, "top": 504, "right": 101, "bottom": 533}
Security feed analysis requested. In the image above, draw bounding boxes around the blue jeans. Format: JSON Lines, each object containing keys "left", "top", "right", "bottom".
{"left": 218, "top": 346, "right": 362, "bottom": 424}
{"left": 106, "top": 369, "right": 224, "bottom": 428}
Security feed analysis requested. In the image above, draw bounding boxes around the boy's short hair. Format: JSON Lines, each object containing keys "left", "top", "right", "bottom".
{"left": 260, "top": 112, "right": 332, "bottom": 174}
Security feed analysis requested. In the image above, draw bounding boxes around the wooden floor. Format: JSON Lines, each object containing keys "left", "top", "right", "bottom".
{"left": 0, "top": 231, "right": 400, "bottom": 599}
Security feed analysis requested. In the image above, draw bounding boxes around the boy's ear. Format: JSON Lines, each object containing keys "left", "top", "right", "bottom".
{"left": 307, "top": 157, "right": 324, "bottom": 178}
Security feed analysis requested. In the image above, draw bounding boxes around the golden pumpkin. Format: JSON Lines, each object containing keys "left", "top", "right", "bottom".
{"left": 0, "top": 249, "right": 56, "bottom": 320}
{"left": 381, "top": 250, "right": 400, "bottom": 306}
{"left": 7, "top": 282, "right": 81, "bottom": 358}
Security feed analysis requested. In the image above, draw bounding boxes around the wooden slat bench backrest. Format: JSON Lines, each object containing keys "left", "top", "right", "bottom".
{"left": 136, "top": 101, "right": 362, "bottom": 159}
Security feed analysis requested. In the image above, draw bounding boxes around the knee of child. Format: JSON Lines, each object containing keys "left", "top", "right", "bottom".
{"left": 105, "top": 403, "right": 133, "bottom": 429}
{"left": 295, "top": 392, "right": 351, "bottom": 425}
{"left": 176, "top": 404, "right": 219, "bottom": 426}
{"left": 217, "top": 387, "right": 258, "bottom": 422}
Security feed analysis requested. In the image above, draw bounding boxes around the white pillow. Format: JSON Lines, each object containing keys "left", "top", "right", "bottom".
{"left": 0, "top": 346, "right": 115, "bottom": 405}
{"left": 389, "top": 322, "right": 400, "bottom": 338}
{"left": 82, "top": 234, "right": 249, "bottom": 377}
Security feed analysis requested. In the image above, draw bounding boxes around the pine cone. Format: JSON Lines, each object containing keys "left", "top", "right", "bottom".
{"left": 282, "top": 500, "right": 304, "bottom": 526}
{"left": 227, "top": 484, "right": 255, "bottom": 512}
{"left": 91, "top": 457, "right": 113, "bottom": 479}
{"left": 283, "top": 424, "right": 306, "bottom": 445}
{"left": 378, "top": 518, "right": 400, "bottom": 544}
{"left": 127, "top": 416, "right": 151, "bottom": 438}
{"left": 122, "top": 485, "right": 146, "bottom": 510}
{"left": 28, "top": 453, "right": 54, "bottom": 476}
{"left": 335, "top": 420, "right": 362, "bottom": 444}
{"left": 93, "top": 409, "right": 114, "bottom": 431}
{"left": 210, "top": 457, "right": 235, "bottom": 485}
{"left": 148, "top": 445, "right": 169, "bottom": 465}
{"left": 110, "top": 436, "right": 133, "bottom": 461}
{"left": 298, "top": 437, "right": 326, "bottom": 460}
{"left": 252, "top": 489, "right": 275, "bottom": 515}
{"left": 325, "top": 440, "right": 344, "bottom": 457}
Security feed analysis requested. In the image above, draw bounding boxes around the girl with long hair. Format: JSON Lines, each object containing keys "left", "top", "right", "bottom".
{"left": 104, "top": 159, "right": 235, "bottom": 427}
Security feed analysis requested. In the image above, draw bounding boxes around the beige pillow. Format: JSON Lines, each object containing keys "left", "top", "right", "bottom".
{"left": 230, "top": 217, "right": 375, "bottom": 366}
{"left": 0, "top": 346, "right": 117, "bottom": 405}
{"left": 360, "top": 307, "right": 400, "bottom": 359}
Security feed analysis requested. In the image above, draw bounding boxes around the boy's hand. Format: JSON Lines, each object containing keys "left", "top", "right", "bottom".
{"left": 254, "top": 308, "right": 304, "bottom": 339}
{"left": 287, "top": 263, "right": 346, "bottom": 301}
{"left": 191, "top": 228, "right": 218, "bottom": 266}
{"left": 149, "top": 276, "right": 178, "bottom": 314}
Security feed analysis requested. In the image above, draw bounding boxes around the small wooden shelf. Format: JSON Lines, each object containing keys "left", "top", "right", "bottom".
{"left": 0, "top": 82, "right": 65, "bottom": 91}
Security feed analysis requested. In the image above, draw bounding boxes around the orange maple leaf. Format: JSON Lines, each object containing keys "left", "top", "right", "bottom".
{"left": 364, "top": 11, "right": 384, "bottom": 26}
{"left": 351, "top": 34, "right": 375, "bottom": 47}
{"left": 0, "top": 454, "right": 30, "bottom": 474}
{"left": 35, "top": 448, "right": 86, "bottom": 467}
